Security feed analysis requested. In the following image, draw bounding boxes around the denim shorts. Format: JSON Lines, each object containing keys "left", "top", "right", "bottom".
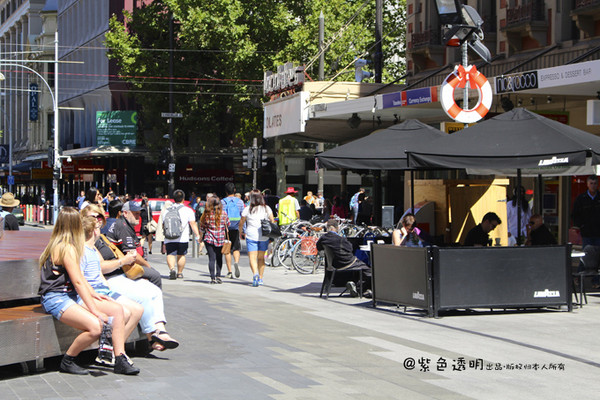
{"left": 77, "top": 284, "right": 121, "bottom": 304}
{"left": 41, "top": 291, "right": 80, "bottom": 320}
{"left": 246, "top": 238, "right": 269, "bottom": 252}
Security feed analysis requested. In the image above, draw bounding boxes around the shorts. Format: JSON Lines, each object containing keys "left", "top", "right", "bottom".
{"left": 228, "top": 229, "right": 241, "bottom": 252}
{"left": 166, "top": 242, "right": 189, "bottom": 256}
{"left": 84, "top": 284, "right": 121, "bottom": 301}
{"left": 246, "top": 238, "right": 269, "bottom": 252}
{"left": 41, "top": 291, "right": 80, "bottom": 320}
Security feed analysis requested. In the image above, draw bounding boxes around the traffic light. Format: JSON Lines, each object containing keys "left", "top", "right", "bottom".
{"left": 159, "top": 148, "right": 169, "bottom": 165}
{"left": 53, "top": 167, "right": 61, "bottom": 180}
{"left": 242, "top": 147, "right": 253, "bottom": 169}
{"left": 48, "top": 146, "right": 54, "bottom": 166}
{"left": 258, "top": 148, "right": 268, "bottom": 168}
{"left": 354, "top": 58, "right": 371, "bottom": 82}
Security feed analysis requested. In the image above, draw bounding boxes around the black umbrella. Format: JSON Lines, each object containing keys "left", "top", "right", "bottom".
{"left": 316, "top": 119, "right": 446, "bottom": 170}
{"left": 407, "top": 108, "right": 600, "bottom": 170}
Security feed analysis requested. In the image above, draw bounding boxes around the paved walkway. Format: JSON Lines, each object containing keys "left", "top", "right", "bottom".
{"left": 1, "top": 247, "right": 600, "bottom": 399}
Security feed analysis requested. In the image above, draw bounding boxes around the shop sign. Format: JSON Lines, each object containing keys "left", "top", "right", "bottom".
{"left": 263, "top": 91, "right": 309, "bottom": 138}
{"left": 440, "top": 122, "right": 466, "bottom": 133}
{"left": 77, "top": 162, "right": 105, "bottom": 173}
{"left": 29, "top": 83, "right": 39, "bottom": 121}
{"left": 263, "top": 63, "right": 305, "bottom": 96}
{"left": 96, "top": 111, "right": 138, "bottom": 146}
{"left": 177, "top": 169, "right": 234, "bottom": 183}
{"left": 536, "top": 60, "right": 600, "bottom": 90}
{"left": 495, "top": 71, "right": 539, "bottom": 94}
{"left": 380, "top": 87, "right": 438, "bottom": 108}
{"left": 31, "top": 168, "right": 53, "bottom": 180}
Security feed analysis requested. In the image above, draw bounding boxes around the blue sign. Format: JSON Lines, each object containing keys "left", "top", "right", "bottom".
{"left": 29, "top": 83, "right": 39, "bottom": 121}
{"left": 404, "top": 87, "right": 437, "bottom": 106}
{"left": 0, "top": 144, "right": 8, "bottom": 163}
{"left": 7, "top": 175, "right": 14, "bottom": 185}
{"left": 381, "top": 92, "right": 402, "bottom": 109}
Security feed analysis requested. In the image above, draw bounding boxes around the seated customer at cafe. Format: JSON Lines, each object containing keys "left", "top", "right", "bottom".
{"left": 316, "top": 219, "right": 372, "bottom": 297}
{"left": 525, "top": 214, "right": 557, "bottom": 246}
{"left": 463, "top": 212, "right": 502, "bottom": 247}
{"left": 392, "top": 213, "right": 426, "bottom": 247}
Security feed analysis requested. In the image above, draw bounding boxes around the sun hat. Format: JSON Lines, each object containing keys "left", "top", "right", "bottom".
{"left": 284, "top": 187, "right": 298, "bottom": 194}
{"left": 0, "top": 192, "right": 20, "bottom": 208}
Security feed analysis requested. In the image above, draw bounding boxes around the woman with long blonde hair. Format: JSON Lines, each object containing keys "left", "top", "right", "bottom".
{"left": 38, "top": 207, "right": 140, "bottom": 375}
{"left": 199, "top": 196, "right": 229, "bottom": 284}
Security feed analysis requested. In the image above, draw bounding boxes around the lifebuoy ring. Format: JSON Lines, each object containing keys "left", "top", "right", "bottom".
{"left": 440, "top": 65, "right": 492, "bottom": 124}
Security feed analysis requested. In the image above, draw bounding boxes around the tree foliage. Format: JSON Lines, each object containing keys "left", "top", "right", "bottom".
{"left": 105, "top": 0, "right": 406, "bottom": 150}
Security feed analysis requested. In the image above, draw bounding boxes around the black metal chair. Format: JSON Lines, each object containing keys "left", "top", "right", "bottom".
{"left": 572, "top": 270, "right": 600, "bottom": 307}
{"left": 319, "top": 245, "right": 363, "bottom": 299}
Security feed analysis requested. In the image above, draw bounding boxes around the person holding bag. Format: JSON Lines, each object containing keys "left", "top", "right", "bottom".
{"left": 199, "top": 196, "right": 229, "bottom": 284}
{"left": 239, "top": 190, "right": 275, "bottom": 287}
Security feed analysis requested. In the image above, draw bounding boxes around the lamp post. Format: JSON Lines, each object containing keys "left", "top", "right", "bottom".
{"left": 0, "top": 32, "right": 60, "bottom": 223}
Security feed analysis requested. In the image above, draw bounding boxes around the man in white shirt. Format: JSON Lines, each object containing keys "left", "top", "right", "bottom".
{"left": 165, "top": 189, "right": 201, "bottom": 280}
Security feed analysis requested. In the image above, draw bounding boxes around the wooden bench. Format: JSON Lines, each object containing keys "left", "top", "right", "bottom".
{"left": 0, "top": 231, "right": 144, "bottom": 372}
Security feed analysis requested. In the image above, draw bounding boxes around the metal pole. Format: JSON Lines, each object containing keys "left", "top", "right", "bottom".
{"left": 252, "top": 137, "right": 258, "bottom": 189}
{"left": 7, "top": 93, "right": 12, "bottom": 193}
{"left": 168, "top": 13, "right": 175, "bottom": 197}
{"left": 317, "top": 12, "right": 325, "bottom": 195}
{"left": 375, "top": 0, "right": 383, "bottom": 83}
{"left": 53, "top": 31, "right": 60, "bottom": 224}
{"left": 462, "top": 41, "right": 469, "bottom": 110}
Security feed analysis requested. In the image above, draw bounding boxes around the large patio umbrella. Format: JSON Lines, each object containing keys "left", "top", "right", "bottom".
{"left": 407, "top": 108, "right": 600, "bottom": 243}
{"left": 316, "top": 119, "right": 446, "bottom": 170}
{"left": 316, "top": 119, "right": 447, "bottom": 223}
{"left": 407, "top": 108, "right": 600, "bottom": 170}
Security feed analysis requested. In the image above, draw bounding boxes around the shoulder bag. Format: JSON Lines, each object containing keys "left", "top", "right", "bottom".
{"left": 99, "top": 234, "right": 145, "bottom": 280}
{"left": 221, "top": 226, "right": 232, "bottom": 255}
{"left": 261, "top": 219, "right": 281, "bottom": 238}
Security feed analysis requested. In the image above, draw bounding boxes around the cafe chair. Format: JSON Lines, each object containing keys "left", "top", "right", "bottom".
{"left": 573, "top": 245, "right": 600, "bottom": 307}
{"left": 320, "top": 245, "right": 363, "bottom": 299}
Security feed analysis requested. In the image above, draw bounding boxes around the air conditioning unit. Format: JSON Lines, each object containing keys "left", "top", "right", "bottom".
{"left": 587, "top": 100, "right": 600, "bottom": 125}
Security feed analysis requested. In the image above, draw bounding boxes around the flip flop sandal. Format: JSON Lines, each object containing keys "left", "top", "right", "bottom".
{"left": 151, "top": 331, "right": 179, "bottom": 349}
{"left": 147, "top": 340, "right": 165, "bottom": 352}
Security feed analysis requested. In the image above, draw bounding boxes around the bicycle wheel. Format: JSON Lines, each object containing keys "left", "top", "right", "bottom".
{"left": 269, "top": 237, "right": 283, "bottom": 267}
{"left": 291, "top": 241, "right": 319, "bottom": 274}
{"left": 277, "top": 238, "right": 299, "bottom": 269}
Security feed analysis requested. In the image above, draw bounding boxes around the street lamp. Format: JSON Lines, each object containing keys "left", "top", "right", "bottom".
{"left": 0, "top": 32, "right": 60, "bottom": 223}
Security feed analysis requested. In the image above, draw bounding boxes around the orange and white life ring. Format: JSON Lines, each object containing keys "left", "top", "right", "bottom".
{"left": 440, "top": 65, "right": 492, "bottom": 124}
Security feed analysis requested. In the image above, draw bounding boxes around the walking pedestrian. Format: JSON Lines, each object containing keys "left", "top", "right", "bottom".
{"left": 239, "top": 190, "right": 275, "bottom": 287}
{"left": 221, "top": 183, "right": 245, "bottom": 278}
{"left": 164, "top": 189, "right": 201, "bottom": 280}
{"left": 278, "top": 187, "right": 300, "bottom": 226}
{"left": 199, "top": 197, "right": 230, "bottom": 284}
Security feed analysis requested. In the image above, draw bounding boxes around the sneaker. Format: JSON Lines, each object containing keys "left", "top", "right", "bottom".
{"left": 363, "top": 289, "right": 373, "bottom": 299}
{"left": 60, "top": 354, "right": 89, "bottom": 375}
{"left": 169, "top": 269, "right": 177, "bottom": 280}
{"left": 114, "top": 354, "right": 140, "bottom": 375}
{"left": 226, "top": 272, "right": 233, "bottom": 279}
{"left": 252, "top": 274, "right": 259, "bottom": 287}
{"left": 346, "top": 281, "right": 358, "bottom": 298}
{"left": 234, "top": 263, "right": 240, "bottom": 278}
{"left": 210, "top": 279, "right": 217, "bottom": 284}
{"left": 216, "top": 277, "right": 223, "bottom": 284}
{"left": 258, "top": 279, "right": 264, "bottom": 286}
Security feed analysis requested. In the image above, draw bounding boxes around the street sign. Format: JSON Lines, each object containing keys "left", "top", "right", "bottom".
{"left": 168, "top": 163, "right": 176, "bottom": 173}
{"left": 161, "top": 112, "right": 183, "bottom": 118}
{"left": 7, "top": 175, "right": 14, "bottom": 185}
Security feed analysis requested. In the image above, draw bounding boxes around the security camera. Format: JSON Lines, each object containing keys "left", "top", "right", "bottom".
{"left": 66, "top": 156, "right": 72, "bottom": 163}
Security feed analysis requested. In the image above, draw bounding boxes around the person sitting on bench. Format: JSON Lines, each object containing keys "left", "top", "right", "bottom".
{"left": 38, "top": 207, "right": 140, "bottom": 375}
{"left": 316, "top": 219, "right": 372, "bottom": 297}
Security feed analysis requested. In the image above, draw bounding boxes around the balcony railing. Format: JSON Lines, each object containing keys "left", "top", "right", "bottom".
{"left": 574, "top": 0, "right": 600, "bottom": 9}
{"left": 506, "top": 0, "right": 545, "bottom": 25}
{"left": 410, "top": 29, "right": 441, "bottom": 48}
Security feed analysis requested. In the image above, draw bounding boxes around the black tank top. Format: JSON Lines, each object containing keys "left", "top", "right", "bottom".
{"left": 38, "top": 257, "right": 74, "bottom": 295}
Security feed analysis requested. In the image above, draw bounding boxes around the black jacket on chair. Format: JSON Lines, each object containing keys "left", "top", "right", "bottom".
{"left": 316, "top": 232, "right": 355, "bottom": 269}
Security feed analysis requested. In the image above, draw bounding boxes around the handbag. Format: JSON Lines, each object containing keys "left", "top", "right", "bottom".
{"left": 99, "top": 234, "right": 145, "bottom": 280}
{"left": 261, "top": 219, "right": 281, "bottom": 238}
{"left": 221, "top": 228, "right": 232, "bottom": 255}
{"left": 146, "top": 220, "right": 158, "bottom": 233}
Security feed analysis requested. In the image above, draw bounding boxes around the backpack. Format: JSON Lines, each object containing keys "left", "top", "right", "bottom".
{"left": 223, "top": 197, "right": 242, "bottom": 228}
{"left": 163, "top": 204, "right": 184, "bottom": 239}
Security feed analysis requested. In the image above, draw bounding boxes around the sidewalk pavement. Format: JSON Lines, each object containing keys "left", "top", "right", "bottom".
{"left": 1, "top": 250, "right": 600, "bottom": 399}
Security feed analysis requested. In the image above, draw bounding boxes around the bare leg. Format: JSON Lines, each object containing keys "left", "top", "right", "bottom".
{"left": 224, "top": 253, "right": 233, "bottom": 273}
{"left": 166, "top": 254, "right": 176, "bottom": 272}
{"left": 248, "top": 251, "right": 258, "bottom": 275}
{"left": 59, "top": 305, "right": 103, "bottom": 356}
{"left": 176, "top": 255, "right": 186, "bottom": 275}
{"left": 257, "top": 250, "right": 267, "bottom": 279}
{"left": 117, "top": 297, "right": 144, "bottom": 339}
{"left": 233, "top": 250, "right": 241, "bottom": 264}
{"left": 147, "top": 234, "right": 153, "bottom": 253}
